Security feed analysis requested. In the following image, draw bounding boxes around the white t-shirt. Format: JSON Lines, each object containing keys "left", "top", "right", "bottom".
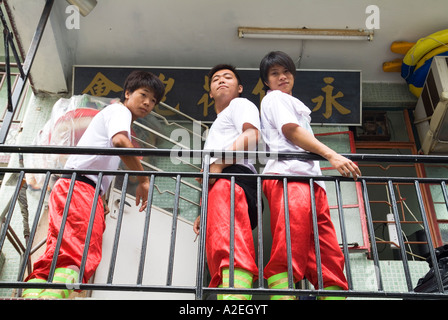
{"left": 65, "top": 103, "right": 133, "bottom": 194}
{"left": 260, "top": 90, "right": 325, "bottom": 190}
{"left": 203, "top": 97, "right": 260, "bottom": 173}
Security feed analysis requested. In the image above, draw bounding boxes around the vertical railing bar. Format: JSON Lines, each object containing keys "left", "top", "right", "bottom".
{"left": 3, "top": 30, "right": 12, "bottom": 112}
{"left": 282, "top": 177, "right": 294, "bottom": 289}
{"left": 137, "top": 174, "right": 156, "bottom": 285}
{"left": 334, "top": 179, "right": 353, "bottom": 290}
{"left": 229, "top": 176, "right": 236, "bottom": 289}
{"left": 166, "top": 174, "right": 182, "bottom": 286}
{"left": 47, "top": 172, "right": 77, "bottom": 283}
{"left": 309, "top": 178, "right": 324, "bottom": 290}
{"left": 0, "top": 74, "right": 6, "bottom": 116}
{"left": 361, "top": 179, "right": 384, "bottom": 291}
{"left": 195, "top": 153, "right": 210, "bottom": 300}
{"left": 441, "top": 181, "right": 448, "bottom": 219}
{"left": 107, "top": 173, "right": 129, "bottom": 284}
{"left": 17, "top": 171, "right": 51, "bottom": 282}
{"left": 257, "top": 176, "right": 264, "bottom": 289}
{"left": 0, "top": 171, "right": 25, "bottom": 253}
{"left": 440, "top": 181, "right": 448, "bottom": 290}
{"left": 387, "top": 180, "right": 413, "bottom": 292}
{"left": 414, "top": 180, "right": 444, "bottom": 293}
{"left": 78, "top": 172, "right": 103, "bottom": 284}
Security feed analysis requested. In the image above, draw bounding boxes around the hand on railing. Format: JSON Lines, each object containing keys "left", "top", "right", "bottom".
{"left": 195, "top": 162, "right": 227, "bottom": 186}
{"left": 326, "top": 153, "right": 362, "bottom": 181}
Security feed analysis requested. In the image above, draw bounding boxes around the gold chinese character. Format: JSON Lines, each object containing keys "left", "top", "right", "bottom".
{"left": 252, "top": 78, "right": 266, "bottom": 105}
{"left": 82, "top": 72, "right": 123, "bottom": 97}
{"left": 197, "top": 76, "right": 214, "bottom": 117}
{"left": 312, "top": 77, "right": 350, "bottom": 119}
{"left": 154, "top": 73, "right": 180, "bottom": 116}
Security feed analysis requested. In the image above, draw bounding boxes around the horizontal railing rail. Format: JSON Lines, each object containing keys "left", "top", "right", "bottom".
{"left": 2, "top": 145, "right": 448, "bottom": 162}
{"left": 0, "top": 146, "right": 447, "bottom": 300}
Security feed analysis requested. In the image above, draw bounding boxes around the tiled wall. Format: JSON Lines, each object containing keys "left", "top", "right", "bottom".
{"left": 349, "top": 252, "right": 430, "bottom": 298}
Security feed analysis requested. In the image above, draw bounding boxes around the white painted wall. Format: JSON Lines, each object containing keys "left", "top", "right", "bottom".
{"left": 6, "top": 0, "right": 69, "bottom": 93}
{"left": 91, "top": 189, "right": 198, "bottom": 300}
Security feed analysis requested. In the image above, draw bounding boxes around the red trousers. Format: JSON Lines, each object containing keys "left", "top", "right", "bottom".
{"left": 27, "top": 178, "right": 105, "bottom": 283}
{"left": 263, "top": 179, "right": 348, "bottom": 290}
{"left": 206, "top": 179, "right": 258, "bottom": 287}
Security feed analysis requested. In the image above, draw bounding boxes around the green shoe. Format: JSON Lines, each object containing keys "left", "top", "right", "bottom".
{"left": 317, "top": 286, "right": 346, "bottom": 300}
{"left": 38, "top": 267, "right": 79, "bottom": 299}
{"left": 217, "top": 268, "right": 253, "bottom": 300}
{"left": 267, "top": 272, "right": 296, "bottom": 300}
{"left": 22, "top": 278, "right": 47, "bottom": 299}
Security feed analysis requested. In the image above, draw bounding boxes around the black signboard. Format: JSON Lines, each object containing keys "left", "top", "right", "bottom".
{"left": 73, "top": 66, "right": 361, "bottom": 125}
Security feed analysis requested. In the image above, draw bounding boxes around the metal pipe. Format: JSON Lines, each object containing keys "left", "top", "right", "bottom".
{"left": 229, "top": 176, "right": 235, "bottom": 289}
{"left": 414, "top": 180, "right": 445, "bottom": 293}
{"left": 16, "top": 172, "right": 51, "bottom": 283}
{"left": 137, "top": 174, "right": 155, "bottom": 285}
{"left": 361, "top": 179, "right": 384, "bottom": 292}
{"left": 387, "top": 180, "right": 414, "bottom": 292}
{"left": 334, "top": 179, "right": 353, "bottom": 290}
{"left": 47, "top": 172, "right": 77, "bottom": 283}
{"left": 107, "top": 173, "right": 129, "bottom": 284}
{"left": 79, "top": 173, "right": 103, "bottom": 283}
{"left": 166, "top": 175, "right": 181, "bottom": 286}
{"left": 310, "top": 179, "right": 324, "bottom": 290}
{"left": 282, "top": 178, "right": 294, "bottom": 289}
{"left": 194, "top": 153, "right": 210, "bottom": 300}
{"left": 256, "top": 176, "right": 264, "bottom": 288}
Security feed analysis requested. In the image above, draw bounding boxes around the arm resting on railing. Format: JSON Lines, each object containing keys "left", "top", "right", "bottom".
{"left": 282, "top": 123, "right": 361, "bottom": 180}
{"left": 112, "top": 131, "right": 149, "bottom": 212}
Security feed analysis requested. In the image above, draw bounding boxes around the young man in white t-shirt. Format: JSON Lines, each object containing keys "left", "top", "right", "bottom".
{"left": 193, "top": 64, "right": 260, "bottom": 300}
{"left": 23, "top": 71, "right": 165, "bottom": 299}
{"left": 259, "top": 51, "right": 361, "bottom": 300}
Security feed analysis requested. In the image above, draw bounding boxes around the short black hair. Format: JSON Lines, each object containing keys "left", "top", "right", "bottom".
{"left": 207, "top": 64, "right": 242, "bottom": 88}
{"left": 259, "top": 51, "right": 296, "bottom": 91}
{"left": 120, "top": 70, "right": 165, "bottom": 105}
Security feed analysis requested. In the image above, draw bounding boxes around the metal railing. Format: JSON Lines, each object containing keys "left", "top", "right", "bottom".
{"left": 0, "top": 0, "right": 54, "bottom": 144}
{"left": 0, "top": 146, "right": 447, "bottom": 300}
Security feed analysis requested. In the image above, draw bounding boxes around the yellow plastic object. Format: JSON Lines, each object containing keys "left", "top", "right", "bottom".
{"left": 403, "top": 29, "right": 448, "bottom": 68}
{"left": 415, "top": 45, "right": 448, "bottom": 70}
{"left": 390, "top": 41, "right": 415, "bottom": 55}
{"left": 382, "top": 58, "right": 402, "bottom": 72}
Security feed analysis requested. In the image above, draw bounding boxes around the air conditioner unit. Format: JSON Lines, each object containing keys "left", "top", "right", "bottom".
{"left": 414, "top": 56, "right": 448, "bottom": 154}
